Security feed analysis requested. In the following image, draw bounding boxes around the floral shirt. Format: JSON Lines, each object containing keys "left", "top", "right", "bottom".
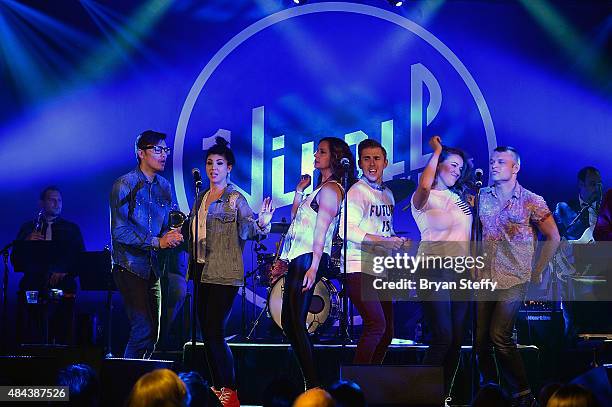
{"left": 479, "top": 182, "right": 552, "bottom": 289}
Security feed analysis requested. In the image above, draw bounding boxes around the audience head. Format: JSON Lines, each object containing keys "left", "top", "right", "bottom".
{"left": 57, "top": 363, "right": 100, "bottom": 407}
{"left": 262, "top": 378, "right": 301, "bottom": 407}
{"left": 126, "top": 368, "right": 187, "bottom": 407}
{"left": 327, "top": 380, "right": 366, "bottom": 407}
{"left": 546, "top": 384, "right": 599, "bottom": 407}
{"left": 178, "top": 371, "right": 215, "bottom": 407}
{"left": 471, "top": 383, "right": 510, "bottom": 407}
{"left": 293, "top": 387, "right": 335, "bottom": 407}
{"left": 539, "top": 382, "right": 563, "bottom": 407}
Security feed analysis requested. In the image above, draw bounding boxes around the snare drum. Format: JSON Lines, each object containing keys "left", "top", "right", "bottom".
{"left": 268, "top": 276, "right": 339, "bottom": 334}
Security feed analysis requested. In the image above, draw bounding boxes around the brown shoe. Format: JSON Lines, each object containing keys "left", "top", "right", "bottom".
{"left": 218, "top": 387, "right": 240, "bottom": 407}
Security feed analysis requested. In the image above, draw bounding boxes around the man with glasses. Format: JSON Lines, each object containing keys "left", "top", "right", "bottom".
{"left": 110, "top": 130, "right": 183, "bottom": 359}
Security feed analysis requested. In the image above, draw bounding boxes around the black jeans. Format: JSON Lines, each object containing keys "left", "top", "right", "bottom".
{"left": 346, "top": 273, "right": 394, "bottom": 364}
{"left": 474, "top": 283, "right": 530, "bottom": 397}
{"left": 113, "top": 267, "right": 161, "bottom": 359}
{"left": 197, "top": 282, "right": 239, "bottom": 389}
{"left": 281, "top": 252, "right": 329, "bottom": 390}
{"left": 418, "top": 268, "right": 469, "bottom": 393}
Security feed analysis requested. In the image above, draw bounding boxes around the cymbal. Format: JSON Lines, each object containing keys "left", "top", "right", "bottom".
{"left": 385, "top": 178, "right": 416, "bottom": 203}
{"left": 270, "top": 222, "right": 290, "bottom": 234}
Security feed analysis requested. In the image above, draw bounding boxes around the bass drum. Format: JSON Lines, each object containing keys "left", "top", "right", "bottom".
{"left": 268, "top": 276, "right": 339, "bottom": 334}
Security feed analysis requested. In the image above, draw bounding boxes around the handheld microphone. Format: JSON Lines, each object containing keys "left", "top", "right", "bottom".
{"left": 340, "top": 157, "right": 350, "bottom": 168}
{"left": 192, "top": 168, "right": 202, "bottom": 188}
{"left": 474, "top": 168, "right": 484, "bottom": 188}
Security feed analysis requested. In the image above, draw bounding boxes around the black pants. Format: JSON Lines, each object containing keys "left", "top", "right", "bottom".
{"left": 418, "top": 268, "right": 469, "bottom": 393}
{"left": 113, "top": 268, "right": 161, "bottom": 359}
{"left": 474, "top": 284, "right": 530, "bottom": 397}
{"left": 281, "top": 252, "right": 329, "bottom": 390}
{"left": 197, "top": 282, "right": 239, "bottom": 389}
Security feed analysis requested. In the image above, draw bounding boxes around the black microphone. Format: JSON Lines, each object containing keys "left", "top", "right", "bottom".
{"left": 474, "top": 168, "right": 484, "bottom": 188}
{"left": 192, "top": 168, "right": 202, "bottom": 188}
{"left": 340, "top": 157, "right": 350, "bottom": 168}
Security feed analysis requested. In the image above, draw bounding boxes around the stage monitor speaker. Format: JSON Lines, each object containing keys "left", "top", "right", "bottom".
{"left": 340, "top": 364, "right": 444, "bottom": 406}
{"left": 101, "top": 357, "right": 175, "bottom": 406}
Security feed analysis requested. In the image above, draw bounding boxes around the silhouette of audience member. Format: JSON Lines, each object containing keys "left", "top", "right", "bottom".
{"left": 126, "top": 368, "right": 187, "bottom": 407}
{"left": 470, "top": 383, "right": 510, "bottom": 407}
{"left": 293, "top": 387, "right": 336, "bottom": 407}
{"left": 327, "top": 380, "right": 366, "bottom": 407}
{"left": 57, "top": 363, "right": 100, "bottom": 407}
{"left": 539, "top": 382, "right": 563, "bottom": 407}
{"left": 178, "top": 371, "right": 222, "bottom": 407}
{"left": 262, "top": 378, "right": 301, "bottom": 407}
{"left": 546, "top": 384, "right": 600, "bottom": 407}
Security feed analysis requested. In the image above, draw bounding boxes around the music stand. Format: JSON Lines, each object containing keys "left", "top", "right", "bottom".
{"left": 11, "top": 240, "right": 80, "bottom": 345}
{"left": 76, "top": 250, "right": 115, "bottom": 357}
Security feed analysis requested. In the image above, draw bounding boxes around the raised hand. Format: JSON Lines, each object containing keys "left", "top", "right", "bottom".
{"left": 296, "top": 174, "right": 312, "bottom": 193}
{"left": 428, "top": 135, "right": 443, "bottom": 154}
{"left": 258, "top": 196, "right": 276, "bottom": 228}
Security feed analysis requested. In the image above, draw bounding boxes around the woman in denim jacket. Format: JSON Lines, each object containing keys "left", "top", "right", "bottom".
{"left": 189, "top": 137, "right": 274, "bottom": 406}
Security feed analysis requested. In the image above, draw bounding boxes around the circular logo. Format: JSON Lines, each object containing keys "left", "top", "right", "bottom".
{"left": 174, "top": 2, "right": 496, "bottom": 213}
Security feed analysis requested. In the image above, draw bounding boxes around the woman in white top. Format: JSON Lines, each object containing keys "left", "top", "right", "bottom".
{"left": 279, "top": 136, "right": 356, "bottom": 390}
{"left": 411, "top": 135, "right": 473, "bottom": 396}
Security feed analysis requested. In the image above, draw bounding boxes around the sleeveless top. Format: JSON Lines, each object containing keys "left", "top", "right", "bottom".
{"left": 280, "top": 180, "right": 344, "bottom": 262}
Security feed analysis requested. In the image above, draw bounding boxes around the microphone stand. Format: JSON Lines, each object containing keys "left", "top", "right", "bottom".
{"left": 340, "top": 168, "right": 351, "bottom": 345}
{"left": 1, "top": 242, "right": 12, "bottom": 354}
{"left": 189, "top": 180, "right": 201, "bottom": 360}
{"left": 470, "top": 182, "right": 483, "bottom": 399}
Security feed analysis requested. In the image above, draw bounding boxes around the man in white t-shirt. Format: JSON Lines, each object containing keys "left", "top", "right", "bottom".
{"left": 339, "top": 139, "right": 406, "bottom": 364}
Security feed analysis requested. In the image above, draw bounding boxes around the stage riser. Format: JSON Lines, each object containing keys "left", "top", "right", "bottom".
{"left": 184, "top": 344, "right": 541, "bottom": 405}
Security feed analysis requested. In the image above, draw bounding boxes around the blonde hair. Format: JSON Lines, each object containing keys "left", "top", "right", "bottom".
{"left": 126, "top": 369, "right": 187, "bottom": 407}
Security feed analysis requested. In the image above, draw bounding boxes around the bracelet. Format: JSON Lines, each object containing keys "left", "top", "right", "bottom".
{"left": 295, "top": 190, "right": 304, "bottom": 196}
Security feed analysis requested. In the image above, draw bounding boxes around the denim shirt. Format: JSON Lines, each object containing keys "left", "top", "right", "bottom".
{"left": 110, "top": 166, "right": 171, "bottom": 280}
{"left": 188, "top": 184, "right": 269, "bottom": 286}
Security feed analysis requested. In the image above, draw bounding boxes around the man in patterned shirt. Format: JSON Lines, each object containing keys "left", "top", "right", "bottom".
{"left": 475, "top": 146, "right": 560, "bottom": 407}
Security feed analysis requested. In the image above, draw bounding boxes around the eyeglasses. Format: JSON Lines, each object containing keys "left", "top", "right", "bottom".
{"left": 143, "top": 145, "right": 171, "bottom": 154}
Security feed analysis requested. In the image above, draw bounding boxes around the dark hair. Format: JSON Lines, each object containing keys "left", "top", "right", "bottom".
{"left": 546, "top": 384, "right": 599, "bottom": 407}
{"left": 357, "top": 138, "right": 387, "bottom": 160}
{"left": 57, "top": 364, "right": 100, "bottom": 407}
{"left": 470, "top": 383, "right": 510, "bottom": 407}
{"left": 178, "top": 371, "right": 212, "bottom": 407}
{"left": 538, "top": 382, "right": 563, "bottom": 407}
{"left": 40, "top": 185, "right": 61, "bottom": 200}
{"left": 493, "top": 145, "right": 521, "bottom": 166}
{"left": 328, "top": 380, "right": 366, "bottom": 407}
{"left": 434, "top": 146, "right": 473, "bottom": 198}
{"left": 135, "top": 130, "right": 167, "bottom": 164}
{"left": 262, "top": 378, "right": 301, "bottom": 407}
{"left": 577, "top": 166, "right": 600, "bottom": 183}
{"left": 206, "top": 136, "right": 235, "bottom": 167}
{"left": 317, "top": 137, "right": 357, "bottom": 188}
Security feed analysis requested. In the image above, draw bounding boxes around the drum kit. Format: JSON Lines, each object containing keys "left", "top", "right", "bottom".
{"left": 247, "top": 221, "right": 341, "bottom": 339}
{"left": 245, "top": 178, "right": 415, "bottom": 340}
